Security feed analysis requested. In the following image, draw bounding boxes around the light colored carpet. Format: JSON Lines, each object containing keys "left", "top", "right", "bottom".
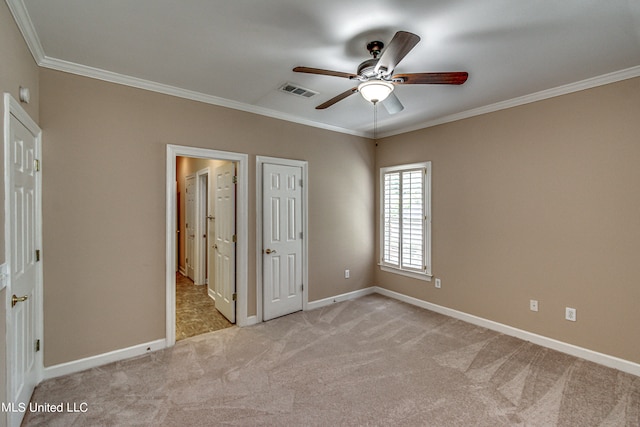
{"left": 23, "top": 294, "right": 639, "bottom": 426}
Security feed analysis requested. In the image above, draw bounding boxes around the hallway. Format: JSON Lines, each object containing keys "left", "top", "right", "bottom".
{"left": 176, "top": 273, "right": 234, "bottom": 340}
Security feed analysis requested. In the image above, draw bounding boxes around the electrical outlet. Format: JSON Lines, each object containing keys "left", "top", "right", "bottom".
{"left": 344, "top": 269, "right": 350, "bottom": 279}
{"left": 435, "top": 278, "right": 441, "bottom": 289}
{"left": 565, "top": 307, "right": 577, "bottom": 322}
{"left": 530, "top": 299, "right": 538, "bottom": 312}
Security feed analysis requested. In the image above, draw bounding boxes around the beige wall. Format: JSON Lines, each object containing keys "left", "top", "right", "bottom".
{"left": 375, "top": 77, "right": 640, "bottom": 364}
{"left": 0, "top": 3, "right": 39, "bottom": 124}
{"left": 39, "top": 68, "right": 376, "bottom": 366}
{"left": 1, "top": 3, "right": 40, "bottom": 424}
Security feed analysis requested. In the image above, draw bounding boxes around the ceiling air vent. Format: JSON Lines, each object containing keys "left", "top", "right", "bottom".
{"left": 279, "top": 83, "right": 318, "bottom": 98}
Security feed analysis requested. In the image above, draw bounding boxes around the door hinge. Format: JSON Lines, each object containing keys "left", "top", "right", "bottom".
{"left": 35, "top": 250, "right": 40, "bottom": 262}
{"left": 299, "top": 232, "right": 303, "bottom": 239}
{"left": 299, "top": 179, "right": 303, "bottom": 187}
{"left": 34, "top": 159, "right": 41, "bottom": 172}
{"left": 232, "top": 176, "right": 238, "bottom": 184}
{"left": 301, "top": 284, "right": 304, "bottom": 291}
{"left": 232, "top": 234, "right": 237, "bottom": 243}
{"left": 35, "top": 339, "right": 40, "bottom": 352}
{"left": 232, "top": 293, "right": 237, "bottom": 301}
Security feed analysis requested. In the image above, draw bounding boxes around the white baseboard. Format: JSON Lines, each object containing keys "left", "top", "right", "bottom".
{"left": 306, "top": 287, "right": 377, "bottom": 311}
{"left": 41, "top": 286, "right": 639, "bottom": 381}
{"left": 244, "top": 315, "right": 259, "bottom": 326}
{"left": 43, "top": 338, "right": 167, "bottom": 380}
{"left": 373, "top": 287, "right": 640, "bottom": 377}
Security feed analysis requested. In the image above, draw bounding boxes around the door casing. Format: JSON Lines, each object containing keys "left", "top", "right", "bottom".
{"left": 166, "top": 145, "right": 248, "bottom": 346}
{"left": 256, "top": 156, "right": 308, "bottom": 322}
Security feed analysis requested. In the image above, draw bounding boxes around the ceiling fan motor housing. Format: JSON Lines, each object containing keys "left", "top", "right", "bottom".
{"left": 357, "top": 58, "right": 381, "bottom": 79}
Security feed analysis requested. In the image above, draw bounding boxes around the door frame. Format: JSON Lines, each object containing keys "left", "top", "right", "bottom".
{"left": 256, "top": 156, "right": 308, "bottom": 322}
{"left": 3, "top": 93, "right": 43, "bottom": 427}
{"left": 166, "top": 145, "right": 248, "bottom": 346}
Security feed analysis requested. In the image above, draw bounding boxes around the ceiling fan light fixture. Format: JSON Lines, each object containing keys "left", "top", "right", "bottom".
{"left": 358, "top": 80, "right": 394, "bottom": 104}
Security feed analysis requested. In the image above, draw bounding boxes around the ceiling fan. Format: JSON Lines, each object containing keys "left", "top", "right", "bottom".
{"left": 293, "top": 31, "right": 468, "bottom": 114}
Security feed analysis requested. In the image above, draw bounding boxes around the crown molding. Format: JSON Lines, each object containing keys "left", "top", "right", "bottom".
{"left": 36, "top": 57, "right": 640, "bottom": 141}
{"left": 38, "top": 56, "right": 368, "bottom": 138}
{"left": 5, "top": 0, "right": 45, "bottom": 63}
{"left": 5, "top": 0, "right": 365, "bottom": 137}
{"left": 7, "top": 0, "right": 640, "bottom": 140}
{"left": 380, "top": 65, "right": 640, "bottom": 138}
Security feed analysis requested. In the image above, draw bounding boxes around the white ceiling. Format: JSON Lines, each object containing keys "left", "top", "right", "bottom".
{"left": 9, "top": 0, "right": 640, "bottom": 137}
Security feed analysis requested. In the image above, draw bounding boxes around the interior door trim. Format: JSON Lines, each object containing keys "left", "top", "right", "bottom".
{"left": 165, "top": 145, "right": 248, "bottom": 346}
{"left": 256, "top": 156, "right": 309, "bottom": 323}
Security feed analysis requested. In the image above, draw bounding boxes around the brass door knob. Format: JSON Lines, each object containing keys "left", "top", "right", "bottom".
{"left": 265, "top": 249, "right": 277, "bottom": 254}
{"left": 11, "top": 294, "right": 28, "bottom": 308}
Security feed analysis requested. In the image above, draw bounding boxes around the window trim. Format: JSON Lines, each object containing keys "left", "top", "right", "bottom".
{"left": 379, "top": 162, "right": 432, "bottom": 281}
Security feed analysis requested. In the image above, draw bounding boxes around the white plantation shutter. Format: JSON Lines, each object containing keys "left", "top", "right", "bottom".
{"left": 383, "top": 172, "right": 400, "bottom": 266}
{"left": 381, "top": 162, "right": 431, "bottom": 278}
{"left": 401, "top": 170, "right": 423, "bottom": 270}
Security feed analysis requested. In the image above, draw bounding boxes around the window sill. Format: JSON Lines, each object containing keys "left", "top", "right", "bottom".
{"left": 379, "top": 264, "right": 432, "bottom": 282}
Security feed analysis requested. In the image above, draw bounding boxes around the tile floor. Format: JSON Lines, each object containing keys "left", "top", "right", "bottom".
{"left": 175, "top": 273, "right": 234, "bottom": 340}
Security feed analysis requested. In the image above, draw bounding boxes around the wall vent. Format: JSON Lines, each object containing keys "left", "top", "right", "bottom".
{"left": 279, "top": 83, "right": 318, "bottom": 98}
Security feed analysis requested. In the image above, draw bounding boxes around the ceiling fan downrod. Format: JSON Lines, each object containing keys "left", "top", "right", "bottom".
{"left": 366, "top": 40, "right": 384, "bottom": 58}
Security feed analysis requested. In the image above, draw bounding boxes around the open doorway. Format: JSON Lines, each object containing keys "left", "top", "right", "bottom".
{"left": 166, "top": 145, "right": 249, "bottom": 347}
{"left": 176, "top": 157, "right": 236, "bottom": 340}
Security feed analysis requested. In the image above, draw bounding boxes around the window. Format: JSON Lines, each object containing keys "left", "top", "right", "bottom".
{"left": 380, "top": 162, "right": 431, "bottom": 280}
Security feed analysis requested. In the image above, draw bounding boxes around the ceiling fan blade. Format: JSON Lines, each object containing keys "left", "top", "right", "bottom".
{"left": 316, "top": 87, "right": 359, "bottom": 109}
{"left": 392, "top": 72, "right": 469, "bottom": 85}
{"left": 293, "top": 66, "right": 357, "bottom": 79}
{"left": 374, "top": 31, "right": 421, "bottom": 76}
{"left": 382, "top": 92, "right": 404, "bottom": 115}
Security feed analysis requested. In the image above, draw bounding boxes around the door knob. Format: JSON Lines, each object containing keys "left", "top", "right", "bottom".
{"left": 265, "top": 249, "right": 277, "bottom": 254}
{"left": 11, "top": 294, "right": 28, "bottom": 308}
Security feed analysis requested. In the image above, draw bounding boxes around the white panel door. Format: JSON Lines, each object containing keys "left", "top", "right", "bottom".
{"left": 213, "top": 162, "right": 236, "bottom": 323}
{"left": 185, "top": 174, "right": 196, "bottom": 280}
{"left": 7, "top": 111, "right": 41, "bottom": 427}
{"left": 263, "top": 163, "right": 303, "bottom": 321}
